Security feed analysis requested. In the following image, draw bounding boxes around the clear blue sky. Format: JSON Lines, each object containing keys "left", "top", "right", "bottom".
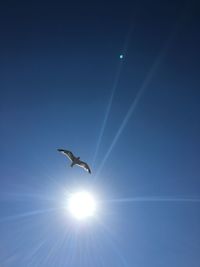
{"left": 0, "top": 1, "right": 200, "bottom": 266}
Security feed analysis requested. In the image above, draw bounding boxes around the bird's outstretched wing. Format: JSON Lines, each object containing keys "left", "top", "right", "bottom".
{"left": 57, "top": 149, "right": 75, "bottom": 162}
{"left": 77, "top": 160, "right": 91, "bottom": 174}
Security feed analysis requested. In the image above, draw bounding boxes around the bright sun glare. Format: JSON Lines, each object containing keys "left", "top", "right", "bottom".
{"left": 67, "top": 191, "right": 97, "bottom": 220}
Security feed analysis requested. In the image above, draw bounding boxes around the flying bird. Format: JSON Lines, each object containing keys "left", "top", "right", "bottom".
{"left": 57, "top": 149, "right": 91, "bottom": 174}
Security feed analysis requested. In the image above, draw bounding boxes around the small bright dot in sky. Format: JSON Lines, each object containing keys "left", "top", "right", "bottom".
{"left": 120, "top": 54, "right": 123, "bottom": 59}
{"left": 67, "top": 191, "right": 97, "bottom": 220}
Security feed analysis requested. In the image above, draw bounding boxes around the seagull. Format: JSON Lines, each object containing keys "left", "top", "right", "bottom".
{"left": 57, "top": 149, "right": 91, "bottom": 174}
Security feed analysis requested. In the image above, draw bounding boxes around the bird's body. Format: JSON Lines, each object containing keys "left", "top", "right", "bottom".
{"left": 57, "top": 149, "right": 91, "bottom": 174}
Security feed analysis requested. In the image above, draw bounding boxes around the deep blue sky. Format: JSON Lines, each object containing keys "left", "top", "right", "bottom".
{"left": 1, "top": 1, "right": 200, "bottom": 266}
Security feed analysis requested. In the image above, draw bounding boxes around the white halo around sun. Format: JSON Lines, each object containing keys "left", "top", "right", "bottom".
{"left": 67, "top": 191, "right": 97, "bottom": 220}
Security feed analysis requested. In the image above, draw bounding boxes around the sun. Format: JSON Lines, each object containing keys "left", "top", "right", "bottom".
{"left": 67, "top": 191, "right": 97, "bottom": 220}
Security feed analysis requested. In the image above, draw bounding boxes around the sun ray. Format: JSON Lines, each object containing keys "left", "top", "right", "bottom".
{"left": 92, "top": 25, "right": 134, "bottom": 167}
{"left": 95, "top": 39, "right": 174, "bottom": 179}
{"left": 96, "top": 218, "right": 130, "bottom": 267}
{"left": 94, "top": 9, "right": 188, "bottom": 180}
{"left": 105, "top": 196, "right": 200, "bottom": 203}
{"left": 0, "top": 208, "right": 59, "bottom": 223}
